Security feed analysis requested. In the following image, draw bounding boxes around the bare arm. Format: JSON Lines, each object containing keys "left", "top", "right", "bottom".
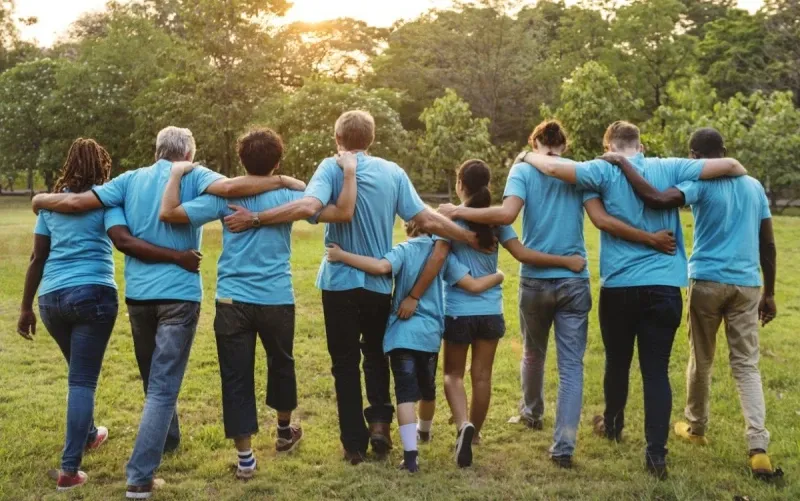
{"left": 503, "top": 238, "right": 586, "bottom": 273}
{"left": 159, "top": 165, "right": 191, "bottom": 224}
{"left": 326, "top": 244, "right": 392, "bottom": 276}
{"left": 107, "top": 226, "right": 202, "bottom": 272}
{"left": 522, "top": 152, "right": 578, "bottom": 184}
{"left": 699, "top": 158, "right": 747, "bottom": 180}
{"left": 317, "top": 152, "right": 357, "bottom": 223}
{"left": 759, "top": 218, "right": 777, "bottom": 325}
{"left": 456, "top": 271, "right": 505, "bottom": 293}
{"left": 224, "top": 197, "right": 324, "bottom": 232}
{"left": 600, "top": 153, "right": 686, "bottom": 210}
{"left": 32, "top": 192, "right": 103, "bottom": 214}
{"left": 18, "top": 235, "right": 50, "bottom": 340}
{"left": 583, "top": 198, "right": 677, "bottom": 254}
{"left": 438, "top": 196, "right": 524, "bottom": 226}
{"left": 394, "top": 240, "right": 451, "bottom": 320}
{"left": 412, "top": 208, "right": 479, "bottom": 248}
{"left": 205, "top": 174, "right": 306, "bottom": 198}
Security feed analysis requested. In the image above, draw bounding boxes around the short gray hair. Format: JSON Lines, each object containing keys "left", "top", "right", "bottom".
{"left": 155, "top": 126, "right": 196, "bottom": 161}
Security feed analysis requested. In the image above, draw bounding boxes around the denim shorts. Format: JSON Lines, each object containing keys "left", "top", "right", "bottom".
{"left": 389, "top": 349, "right": 438, "bottom": 404}
{"left": 443, "top": 314, "right": 505, "bottom": 344}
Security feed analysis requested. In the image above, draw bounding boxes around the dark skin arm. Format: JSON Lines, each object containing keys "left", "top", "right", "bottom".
{"left": 397, "top": 240, "right": 451, "bottom": 320}
{"left": 600, "top": 153, "right": 686, "bottom": 210}
{"left": 758, "top": 218, "right": 777, "bottom": 326}
{"left": 107, "top": 226, "right": 202, "bottom": 272}
{"left": 18, "top": 235, "right": 50, "bottom": 340}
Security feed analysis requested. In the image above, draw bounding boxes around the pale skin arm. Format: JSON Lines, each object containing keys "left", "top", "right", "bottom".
{"left": 326, "top": 244, "right": 392, "bottom": 276}
{"left": 411, "top": 208, "right": 481, "bottom": 250}
{"left": 584, "top": 198, "right": 677, "bottom": 254}
{"left": 521, "top": 152, "right": 578, "bottom": 184}
{"left": 455, "top": 271, "right": 505, "bottom": 293}
{"left": 396, "top": 239, "right": 450, "bottom": 320}
{"left": 438, "top": 196, "right": 523, "bottom": 226}
{"left": 204, "top": 173, "right": 306, "bottom": 198}
{"left": 502, "top": 238, "right": 586, "bottom": 273}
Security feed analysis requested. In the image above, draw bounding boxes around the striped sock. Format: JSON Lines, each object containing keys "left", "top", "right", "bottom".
{"left": 237, "top": 449, "right": 256, "bottom": 470}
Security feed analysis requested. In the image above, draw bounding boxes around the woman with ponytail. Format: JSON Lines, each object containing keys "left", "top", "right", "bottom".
{"left": 17, "top": 139, "right": 200, "bottom": 492}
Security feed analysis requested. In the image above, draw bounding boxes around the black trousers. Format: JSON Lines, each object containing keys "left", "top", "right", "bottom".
{"left": 214, "top": 302, "right": 297, "bottom": 439}
{"left": 599, "top": 286, "right": 682, "bottom": 463}
{"left": 322, "top": 288, "right": 393, "bottom": 454}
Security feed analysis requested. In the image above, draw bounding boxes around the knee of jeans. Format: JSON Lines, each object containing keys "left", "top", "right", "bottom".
{"left": 68, "top": 375, "right": 99, "bottom": 391}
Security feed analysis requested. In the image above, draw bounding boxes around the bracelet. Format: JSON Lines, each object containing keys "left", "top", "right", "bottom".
{"left": 408, "top": 294, "right": 419, "bottom": 301}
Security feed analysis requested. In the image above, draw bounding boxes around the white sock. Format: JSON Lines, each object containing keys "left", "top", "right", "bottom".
{"left": 399, "top": 423, "right": 418, "bottom": 452}
{"left": 417, "top": 420, "right": 433, "bottom": 433}
{"left": 237, "top": 449, "right": 256, "bottom": 470}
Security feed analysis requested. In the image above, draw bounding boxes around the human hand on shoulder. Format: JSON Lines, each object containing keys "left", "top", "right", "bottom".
{"left": 280, "top": 175, "right": 307, "bottom": 192}
{"left": 599, "top": 153, "right": 626, "bottom": 167}
{"left": 170, "top": 161, "right": 198, "bottom": 176}
{"left": 335, "top": 151, "right": 357, "bottom": 173}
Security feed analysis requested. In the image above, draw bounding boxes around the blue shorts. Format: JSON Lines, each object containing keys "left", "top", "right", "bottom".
{"left": 443, "top": 314, "right": 505, "bottom": 344}
{"left": 389, "top": 349, "right": 438, "bottom": 404}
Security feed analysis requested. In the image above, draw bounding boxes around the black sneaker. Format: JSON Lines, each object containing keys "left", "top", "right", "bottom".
{"left": 418, "top": 430, "right": 432, "bottom": 443}
{"left": 646, "top": 458, "right": 668, "bottom": 481}
{"left": 551, "top": 455, "right": 573, "bottom": 469}
{"left": 400, "top": 450, "right": 419, "bottom": 473}
{"left": 455, "top": 423, "right": 475, "bottom": 468}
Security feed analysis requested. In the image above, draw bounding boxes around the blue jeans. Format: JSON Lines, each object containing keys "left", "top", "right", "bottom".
{"left": 518, "top": 278, "right": 591, "bottom": 457}
{"left": 599, "top": 286, "right": 682, "bottom": 464}
{"left": 125, "top": 302, "right": 200, "bottom": 487}
{"left": 38, "top": 285, "right": 118, "bottom": 474}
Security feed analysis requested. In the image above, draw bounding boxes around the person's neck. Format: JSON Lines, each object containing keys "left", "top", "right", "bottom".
{"left": 615, "top": 148, "right": 640, "bottom": 157}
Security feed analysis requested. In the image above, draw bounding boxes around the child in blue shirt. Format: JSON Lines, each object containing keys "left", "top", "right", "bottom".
{"left": 326, "top": 220, "right": 504, "bottom": 472}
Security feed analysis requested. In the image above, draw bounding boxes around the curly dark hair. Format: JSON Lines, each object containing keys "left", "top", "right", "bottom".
{"left": 52, "top": 138, "right": 112, "bottom": 193}
{"left": 237, "top": 127, "right": 284, "bottom": 175}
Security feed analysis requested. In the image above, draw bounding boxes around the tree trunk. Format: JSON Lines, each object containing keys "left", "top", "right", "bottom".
{"left": 27, "top": 167, "right": 34, "bottom": 198}
{"left": 44, "top": 170, "right": 54, "bottom": 193}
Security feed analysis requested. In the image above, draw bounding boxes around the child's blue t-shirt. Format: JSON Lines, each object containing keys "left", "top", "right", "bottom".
{"left": 382, "top": 236, "right": 468, "bottom": 354}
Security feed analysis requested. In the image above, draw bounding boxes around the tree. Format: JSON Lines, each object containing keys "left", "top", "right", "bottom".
{"left": 258, "top": 80, "right": 410, "bottom": 180}
{"left": 762, "top": 0, "right": 800, "bottom": 106}
{"left": 544, "top": 62, "right": 642, "bottom": 160}
{"left": 414, "top": 89, "right": 499, "bottom": 194}
{"left": 678, "top": 0, "right": 736, "bottom": 36}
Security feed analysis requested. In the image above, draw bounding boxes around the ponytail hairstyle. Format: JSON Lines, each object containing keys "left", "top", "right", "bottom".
{"left": 456, "top": 159, "right": 494, "bottom": 250}
{"left": 53, "top": 138, "right": 112, "bottom": 194}
{"left": 529, "top": 119, "right": 568, "bottom": 155}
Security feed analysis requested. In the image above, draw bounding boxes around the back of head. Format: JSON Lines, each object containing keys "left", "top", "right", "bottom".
{"left": 603, "top": 121, "right": 641, "bottom": 152}
{"left": 155, "top": 126, "right": 196, "bottom": 162}
{"left": 404, "top": 218, "right": 428, "bottom": 239}
{"left": 457, "top": 159, "right": 494, "bottom": 249}
{"left": 237, "top": 127, "right": 284, "bottom": 176}
{"left": 53, "top": 138, "right": 112, "bottom": 194}
{"left": 335, "top": 110, "right": 375, "bottom": 151}
{"left": 529, "top": 120, "right": 568, "bottom": 153}
{"left": 689, "top": 127, "right": 726, "bottom": 159}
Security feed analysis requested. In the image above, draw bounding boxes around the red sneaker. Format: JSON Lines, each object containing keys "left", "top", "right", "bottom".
{"left": 86, "top": 426, "right": 109, "bottom": 451}
{"left": 56, "top": 471, "right": 88, "bottom": 491}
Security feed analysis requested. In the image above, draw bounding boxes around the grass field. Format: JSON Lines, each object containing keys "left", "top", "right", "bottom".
{"left": 1, "top": 196, "right": 799, "bottom": 501}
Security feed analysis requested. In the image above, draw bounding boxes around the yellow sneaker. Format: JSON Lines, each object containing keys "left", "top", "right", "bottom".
{"left": 673, "top": 422, "right": 709, "bottom": 445}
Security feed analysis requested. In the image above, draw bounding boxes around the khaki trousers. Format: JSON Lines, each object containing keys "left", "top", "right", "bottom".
{"left": 685, "top": 280, "right": 770, "bottom": 451}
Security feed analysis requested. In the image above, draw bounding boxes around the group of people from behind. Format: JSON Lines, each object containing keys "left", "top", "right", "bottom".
{"left": 17, "top": 108, "right": 779, "bottom": 498}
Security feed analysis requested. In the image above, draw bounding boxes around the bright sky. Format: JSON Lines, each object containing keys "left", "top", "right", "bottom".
{"left": 18, "top": 0, "right": 765, "bottom": 47}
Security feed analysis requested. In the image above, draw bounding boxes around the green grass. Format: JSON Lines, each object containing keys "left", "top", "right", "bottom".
{"left": 0, "top": 197, "right": 798, "bottom": 500}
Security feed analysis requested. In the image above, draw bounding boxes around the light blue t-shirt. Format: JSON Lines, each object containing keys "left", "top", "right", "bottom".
{"left": 504, "top": 162, "right": 590, "bottom": 279}
{"left": 305, "top": 153, "right": 426, "bottom": 295}
{"left": 576, "top": 153, "right": 705, "bottom": 288}
{"left": 677, "top": 176, "right": 771, "bottom": 287}
{"left": 92, "top": 159, "right": 224, "bottom": 301}
{"left": 34, "top": 198, "right": 126, "bottom": 296}
{"left": 434, "top": 220, "right": 516, "bottom": 317}
{"left": 382, "top": 236, "right": 469, "bottom": 354}
{"left": 181, "top": 189, "right": 305, "bottom": 305}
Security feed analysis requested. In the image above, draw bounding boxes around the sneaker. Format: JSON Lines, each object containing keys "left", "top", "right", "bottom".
{"left": 455, "top": 422, "right": 475, "bottom": 468}
{"left": 343, "top": 450, "right": 365, "bottom": 466}
{"left": 56, "top": 471, "right": 88, "bottom": 491}
{"left": 276, "top": 425, "right": 303, "bottom": 454}
{"left": 418, "top": 430, "right": 432, "bottom": 443}
{"left": 86, "top": 426, "right": 109, "bottom": 451}
{"left": 236, "top": 457, "right": 257, "bottom": 480}
{"left": 673, "top": 422, "right": 708, "bottom": 446}
{"left": 400, "top": 450, "right": 419, "bottom": 473}
{"left": 523, "top": 416, "right": 544, "bottom": 430}
{"left": 125, "top": 479, "right": 165, "bottom": 499}
{"left": 551, "top": 455, "right": 573, "bottom": 469}
{"left": 645, "top": 458, "right": 668, "bottom": 481}
{"left": 369, "top": 422, "right": 393, "bottom": 457}
{"left": 748, "top": 451, "right": 783, "bottom": 481}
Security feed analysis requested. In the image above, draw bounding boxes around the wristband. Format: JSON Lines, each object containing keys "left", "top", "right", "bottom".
{"left": 409, "top": 294, "right": 420, "bottom": 301}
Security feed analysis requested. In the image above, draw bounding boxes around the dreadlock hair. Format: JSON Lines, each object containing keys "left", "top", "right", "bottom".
{"left": 456, "top": 159, "right": 495, "bottom": 250}
{"left": 52, "top": 138, "right": 112, "bottom": 194}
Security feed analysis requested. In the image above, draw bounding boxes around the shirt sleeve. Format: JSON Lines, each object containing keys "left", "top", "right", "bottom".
{"left": 759, "top": 184, "right": 772, "bottom": 220}
{"left": 442, "top": 254, "right": 469, "bottom": 287}
{"left": 34, "top": 213, "right": 50, "bottom": 237}
{"left": 92, "top": 171, "right": 132, "bottom": 207}
{"left": 574, "top": 160, "right": 606, "bottom": 193}
{"left": 304, "top": 160, "right": 336, "bottom": 206}
{"left": 103, "top": 206, "right": 128, "bottom": 230}
{"left": 582, "top": 190, "right": 600, "bottom": 203}
{"left": 503, "top": 164, "right": 528, "bottom": 202}
{"left": 383, "top": 242, "right": 406, "bottom": 277}
{"left": 496, "top": 225, "right": 517, "bottom": 244}
{"left": 182, "top": 194, "right": 228, "bottom": 227}
{"left": 189, "top": 166, "right": 226, "bottom": 196}
{"left": 396, "top": 170, "right": 426, "bottom": 222}
{"left": 675, "top": 180, "right": 703, "bottom": 206}
{"left": 663, "top": 158, "right": 705, "bottom": 185}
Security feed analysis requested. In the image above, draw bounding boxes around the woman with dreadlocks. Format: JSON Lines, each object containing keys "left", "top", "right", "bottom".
{"left": 17, "top": 138, "right": 202, "bottom": 492}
